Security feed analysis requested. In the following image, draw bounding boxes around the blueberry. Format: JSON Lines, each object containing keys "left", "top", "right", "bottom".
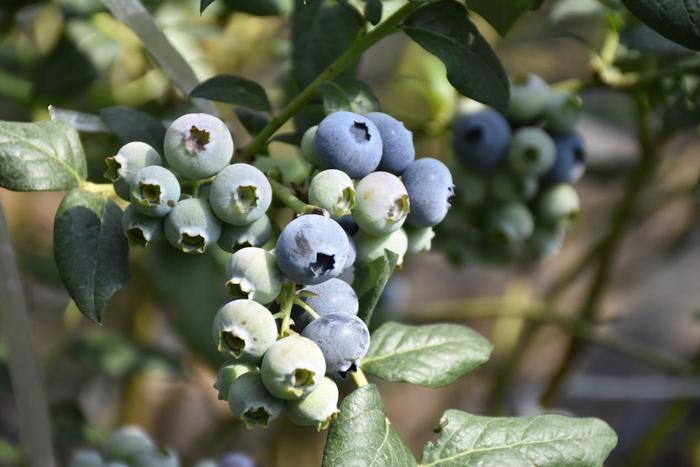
{"left": 354, "top": 228, "right": 408, "bottom": 266}
{"left": 209, "top": 164, "right": 272, "bottom": 225}
{"left": 261, "top": 335, "right": 326, "bottom": 400}
{"left": 308, "top": 169, "right": 356, "bottom": 217}
{"left": 353, "top": 172, "right": 409, "bottom": 236}
{"left": 337, "top": 214, "right": 359, "bottom": 235}
{"left": 225, "top": 247, "right": 283, "bottom": 305}
{"left": 286, "top": 376, "right": 339, "bottom": 430}
{"left": 545, "top": 132, "right": 586, "bottom": 184}
{"left": 406, "top": 226, "right": 435, "bottom": 255}
{"left": 315, "top": 111, "right": 383, "bottom": 178}
{"left": 487, "top": 202, "right": 534, "bottom": 244}
{"left": 129, "top": 166, "right": 181, "bottom": 217}
{"left": 507, "top": 127, "right": 556, "bottom": 176}
{"left": 214, "top": 362, "right": 255, "bottom": 401}
{"left": 103, "top": 426, "right": 155, "bottom": 462}
{"left": 489, "top": 171, "right": 538, "bottom": 202}
{"left": 218, "top": 214, "right": 273, "bottom": 252}
{"left": 131, "top": 449, "right": 179, "bottom": 467}
{"left": 164, "top": 198, "right": 222, "bottom": 253}
{"left": 539, "top": 184, "right": 580, "bottom": 225}
{"left": 212, "top": 299, "right": 277, "bottom": 363}
{"left": 452, "top": 110, "right": 511, "bottom": 172}
{"left": 402, "top": 158, "right": 455, "bottom": 228}
{"left": 366, "top": 112, "right": 415, "bottom": 174}
{"left": 274, "top": 214, "right": 349, "bottom": 285}
{"left": 544, "top": 91, "right": 582, "bottom": 134}
{"left": 295, "top": 278, "right": 359, "bottom": 330}
{"left": 227, "top": 371, "right": 283, "bottom": 428}
{"left": 506, "top": 73, "right": 551, "bottom": 123}
{"left": 300, "top": 125, "right": 320, "bottom": 166}
{"left": 528, "top": 225, "right": 566, "bottom": 259}
{"left": 122, "top": 204, "right": 163, "bottom": 247}
{"left": 220, "top": 452, "right": 257, "bottom": 467}
{"left": 164, "top": 113, "right": 234, "bottom": 179}
{"left": 105, "top": 142, "right": 162, "bottom": 201}
{"left": 344, "top": 233, "right": 357, "bottom": 271}
{"left": 69, "top": 450, "right": 105, "bottom": 467}
{"left": 302, "top": 313, "right": 370, "bottom": 377}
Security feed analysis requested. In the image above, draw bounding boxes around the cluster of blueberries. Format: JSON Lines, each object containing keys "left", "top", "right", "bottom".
{"left": 69, "top": 425, "right": 256, "bottom": 467}
{"left": 446, "top": 74, "right": 586, "bottom": 262}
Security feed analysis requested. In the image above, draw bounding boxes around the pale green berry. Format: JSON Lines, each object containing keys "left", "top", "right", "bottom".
{"left": 490, "top": 171, "right": 538, "bottom": 202}
{"left": 301, "top": 125, "right": 320, "bottom": 166}
{"left": 103, "top": 426, "right": 155, "bottom": 462}
{"left": 69, "top": 450, "right": 105, "bottom": 467}
{"left": 129, "top": 166, "right": 181, "bottom": 217}
{"left": 528, "top": 226, "right": 566, "bottom": 259}
{"left": 507, "top": 73, "right": 551, "bottom": 123}
{"left": 131, "top": 448, "right": 179, "bottom": 467}
{"left": 214, "top": 362, "right": 255, "bottom": 400}
{"left": 105, "top": 142, "right": 162, "bottom": 201}
{"left": 122, "top": 204, "right": 163, "bottom": 247}
{"left": 261, "top": 335, "right": 326, "bottom": 400}
{"left": 212, "top": 300, "right": 277, "bottom": 363}
{"left": 164, "top": 198, "right": 222, "bottom": 253}
{"left": 227, "top": 371, "right": 283, "bottom": 428}
{"left": 209, "top": 164, "right": 272, "bottom": 225}
{"left": 308, "top": 169, "right": 356, "bottom": 217}
{"left": 217, "top": 214, "right": 272, "bottom": 252}
{"left": 487, "top": 202, "right": 534, "bottom": 244}
{"left": 454, "top": 168, "right": 487, "bottom": 206}
{"left": 224, "top": 247, "right": 283, "bottom": 305}
{"left": 539, "top": 184, "right": 580, "bottom": 225}
{"left": 354, "top": 228, "right": 408, "bottom": 266}
{"left": 544, "top": 91, "right": 582, "bottom": 134}
{"left": 507, "top": 127, "right": 556, "bottom": 176}
{"left": 353, "top": 171, "right": 409, "bottom": 236}
{"left": 286, "top": 377, "right": 339, "bottom": 430}
{"left": 406, "top": 226, "right": 435, "bottom": 255}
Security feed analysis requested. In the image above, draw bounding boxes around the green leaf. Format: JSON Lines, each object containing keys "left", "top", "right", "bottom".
{"left": 319, "top": 79, "right": 381, "bottom": 115}
{"left": 190, "top": 75, "right": 272, "bottom": 112}
{"left": 420, "top": 410, "right": 618, "bottom": 467}
{"left": 0, "top": 120, "right": 87, "bottom": 192}
{"left": 100, "top": 107, "right": 166, "bottom": 154}
{"left": 466, "top": 0, "right": 541, "bottom": 36}
{"left": 235, "top": 107, "right": 270, "bottom": 136}
{"left": 622, "top": 0, "right": 700, "bottom": 51}
{"left": 201, "top": 0, "right": 216, "bottom": 13}
{"left": 362, "top": 322, "right": 492, "bottom": 387}
{"left": 353, "top": 250, "right": 399, "bottom": 325}
{"left": 53, "top": 189, "right": 130, "bottom": 323}
{"left": 222, "top": 0, "right": 293, "bottom": 15}
{"left": 403, "top": 0, "right": 509, "bottom": 111}
{"left": 323, "top": 384, "right": 417, "bottom": 467}
{"left": 364, "top": 0, "right": 382, "bottom": 25}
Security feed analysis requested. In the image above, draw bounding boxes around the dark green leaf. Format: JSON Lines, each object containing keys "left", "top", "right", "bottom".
{"left": 34, "top": 36, "right": 99, "bottom": 97}
{"left": 466, "top": 0, "right": 540, "bottom": 36}
{"left": 235, "top": 107, "right": 270, "bottom": 136}
{"left": 622, "top": 0, "right": 700, "bottom": 51}
{"left": 190, "top": 75, "right": 272, "bottom": 112}
{"left": 319, "top": 79, "right": 381, "bottom": 115}
{"left": 364, "top": 0, "right": 382, "bottom": 25}
{"left": 201, "top": 0, "right": 216, "bottom": 13}
{"left": 292, "top": 0, "right": 363, "bottom": 87}
{"left": 100, "top": 106, "right": 166, "bottom": 154}
{"left": 223, "top": 0, "right": 292, "bottom": 16}
{"left": 54, "top": 189, "right": 130, "bottom": 323}
{"left": 404, "top": 0, "right": 510, "bottom": 111}
{"left": 354, "top": 250, "right": 398, "bottom": 325}
{"left": 323, "top": 384, "right": 417, "bottom": 467}
{"left": 0, "top": 120, "right": 86, "bottom": 191}
{"left": 362, "top": 322, "right": 492, "bottom": 387}
{"left": 421, "top": 410, "right": 618, "bottom": 466}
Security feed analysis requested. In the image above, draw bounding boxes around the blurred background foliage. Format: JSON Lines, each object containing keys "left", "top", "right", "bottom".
{"left": 0, "top": 0, "right": 700, "bottom": 466}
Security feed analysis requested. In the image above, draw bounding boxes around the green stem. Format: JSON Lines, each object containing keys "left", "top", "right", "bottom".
{"left": 81, "top": 182, "right": 116, "bottom": 194}
{"left": 293, "top": 297, "right": 320, "bottom": 320}
{"left": 278, "top": 283, "right": 297, "bottom": 337}
{"left": 351, "top": 368, "right": 369, "bottom": 388}
{"left": 269, "top": 177, "right": 317, "bottom": 215}
{"left": 240, "top": 2, "right": 421, "bottom": 159}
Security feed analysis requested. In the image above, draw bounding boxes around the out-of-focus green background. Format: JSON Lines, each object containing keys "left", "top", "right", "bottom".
{"left": 1, "top": 0, "right": 700, "bottom": 465}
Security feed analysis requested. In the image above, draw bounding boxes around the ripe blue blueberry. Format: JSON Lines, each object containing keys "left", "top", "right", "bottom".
{"left": 507, "top": 73, "right": 551, "bottom": 123}
{"left": 214, "top": 362, "right": 255, "bottom": 401}
{"left": 354, "top": 229, "right": 408, "bottom": 267}
{"left": 353, "top": 171, "right": 409, "bottom": 236}
{"left": 366, "top": 111, "right": 415, "bottom": 174}
{"left": 227, "top": 371, "right": 283, "bottom": 429}
{"left": 218, "top": 214, "right": 272, "bottom": 252}
{"left": 209, "top": 164, "right": 272, "bottom": 225}
{"left": 286, "top": 376, "right": 339, "bottom": 430}
{"left": 308, "top": 169, "right": 356, "bottom": 217}
{"left": 402, "top": 158, "right": 455, "bottom": 228}
{"left": 220, "top": 452, "right": 256, "bottom": 467}
{"left": 452, "top": 109, "right": 511, "bottom": 172}
{"left": 225, "top": 247, "right": 283, "bottom": 304}
{"left": 507, "top": 127, "right": 556, "bottom": 176}
{"left": 302, "top": 313, "right": 370, "bottom": 377}
{"left": 164, "top": 113, "right": 234, "bottom": 179}
{"left": 69, "top": 450, "right": 104, "bottom": 467}
{"left": 105, "top": 142, "right": 162, "bottom": 201}
{"left": 300, "top": 125, "right": 320, "bottom": 166}
{"left": 545, "top": 132, "right": 586, "bottom": 184}
{"left": 487, "top": 202, "right": 534, "bottom": 244}
{"left": 544, "top": 91, "right": 582, "bottom": 134}
{"left": 315, "top": 111, "right": 383, "bottom": 178}
{"left": 103, "top": 426, "right": 155, "bottom": 462}
{"left": 539, "top": 184, "right": 580, "bottom": 225}
{"left": 212, "top": 299, "right": 277, "bottom": 363}
{"left": 129, "top": 166, "right": 181, "bottom": 217}
{"left": 274, "top": 214, "right": 349, "bottom": 285}
{"left": 122, "top": 204, "right": 163, "bottom": 247}
{"left": 261, "top": 335, "right": 326, "bottom": 400}
{"left": 490, "top": 171, "right": 538, "bottom": 202}
{"left": 164, "top": 198, "right": 222, "bottom": 253}
{"left": 295, "top": 278, "right": 359, "bottom": 331}
{"left": 337, "top": 214, "right": 359, "bottom": 235}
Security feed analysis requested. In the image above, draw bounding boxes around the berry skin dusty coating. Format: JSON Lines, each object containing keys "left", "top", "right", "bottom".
{"left": 211, "top": 299, "right": 278, "bottom": 363}
{"left": 286, "top": 376, "right": 340, "bottom": 430}
{"left": 507, "top": 127, "right": 556, "bottom": 176}
{"left": 103, "top": 426, "right": 155, "bottom": 462}
{"left": 105, "top": 141, "right": 162, "bottom": 201}
{"left": 214, "top": 362, "right": 255, "bottom": 401}
{"left": 121, "top": 204, "right": 163, "bottom": 247}
{"left": 129, "top": 166, "right": 181, "bottom": 217}
{"left": 274, "top": 214, "right": 350, "bottom": 285}
{"left": 295, "top": 278, "right": 359, "bottom": 331}
{"left": 227, "top": 371, "right": 283, "bottom": 429}
{"left": 209, "top": 163, "right": 272, "bottom": 225}
{"left": 217, "top": 214, "right": 273, "bottom": 252}
{"left": 366, "top": 111, "right": 415, "bottom": 175}
{"left": 302, "top": 313, "right": 370, "bottom": 377}
{"left": 353, "top": 171, "right": 410, "bottom": 236}
{"left": 315, "top": 111, "right": 383, "bottom": 178}
{"left": 402, "top": 158, "right": 455, "bottom": 228}
{"left": 260, "top": 335, "right": 326, "bottom": 400}
{"left": 164, "top": 113, "right": 234, "bottom": 180}
{"left": 219, "top": 452, "right": 256, "bottom": 467}
{"left": 506, "top": 73, "right": 551, "bottom": 124}
{"left": 452, "top": 109, "right": 511, "bottom": 172}
{"left": 545, "top": 132, "right": 586, "bottom": 184}
{"left": 164, "top": 198, "right": 222, "bottom": 253}
{"left": 224, "top": 247, "right": 283, "bottom": 305}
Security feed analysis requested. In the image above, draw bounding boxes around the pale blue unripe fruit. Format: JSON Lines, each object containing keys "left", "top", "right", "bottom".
{"left": 507, "top": 127, "right": 556, "bottom": 176}
{"left": 354, "top": 228, "right": 408, "bottom": 267}
{"left": 507, "top": 73, "right": 551, "bottom": 123}
{"left": 214, "top": 362, "right": 255, "bottom": 401}
{"left": 308, "top": 169, "right": 355, "bottom": 217}
{"left": 353, "top": 171, "right": 409, "bottom": 236}
{"left": 105, "top": 142, "right": 162, "bottom": 201}
{"left": 227, "top": 372, "right": 283, "bottom": 428}
{"left": 122, "top": 204, "right": 164, "bottom": 247}
{"left": 129, "top": 166, "right": 181, "bottom": 217}
{"left": 261, "top": 335, "right": 326, "bottom": 400}
{"left": 218, "top": 214, "right": 272, "bottom": 252}
{"left": 225, "top": 247, "right": 283, "bottom": 305}
{"left": 164, "top": 198, "right": 222, "bottom": 253}
{"left": 212, "top": 299, "right": 277, "bottom": 363}
{"left": 209, "top": 164, "right": 272, "bottom": 225}
{"left": 286, "top": 376, "right": 339, "bottom": 430}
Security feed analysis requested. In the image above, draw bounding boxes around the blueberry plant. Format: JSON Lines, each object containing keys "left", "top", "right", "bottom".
{"left": 1, "top": 0, "right": 700, "bottom": 465}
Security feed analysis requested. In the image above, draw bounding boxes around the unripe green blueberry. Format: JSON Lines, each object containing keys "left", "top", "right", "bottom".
{"left": 69, "top": 450, "right": 105, "bottom": 467}
{"left": 225, "top": 247, "right": 283, "bottom": 305}
{"left": 354, "top": 228, "right": 408, "bottom": 266}
{"left": 164, "top": 198, "right": 222, "bottom": 253}
{"left": 490, "top": 171, "right": 538, "bottom": 202}
{"left": 227, "top": 371, "right": 283, "bottom": 428}
{"left": 103, "top": 426, "right": 155, "bottom": 462}
{"left": 261, "top": 335, "right": 326, "bottom": 400}
{"left": 301, "top": 125, "right": 320, "bottom": 166}
{"left": 129, "top": 166, "right": 181, "bottom": 217}
{"left": 539, "top": 184, "right": 580, "bottom": 225}
{"left": 544, "top": 90, "right": 582, "bottom": 134}
{"left": 212, "top": 299, "right": 277, "bottom": 363}
{"left": 122, "top": 204, "right": 163, "bottom": 247}
{"left": 308, "top": 169, "right": 356, "bottom": 217}
{"left": 507, "top": 73, "right": 551, "bottom": 123}
{"left": 218, "top": 215, "right": 272, "bottom": 252}
{"left": 105, "top": 142, "right": 162, "bottom": 201}
{"left": 507, "top": 128, "right": 556, "bottom": 176}
{"left": 406, "top": 226, "right": 435, "bottom": 255}
{"left": 528, "top": 226, "right": 566, "bottom": 259}
{"left": 487, "top": 202, "right": 534, "bottom": 244}
{"left": 192, "top": 461, "right": 218, "bottom": 467}
{"left": 286, "top": 377, "right": 339, "bottom": 430}
{"left": 131, "top": 448, "right": 179, "bottom": 467}
{"left": 353, "top": 172, "right": 409, "bottom": 236}
{"left": 214, "top": 362, "right": 255, "bottom": 401}
{"left": 164, "top": 113, "right": 234, "bottom": 179}
{"left": 209, "top": 164, "right": 272, "bottom": 225}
